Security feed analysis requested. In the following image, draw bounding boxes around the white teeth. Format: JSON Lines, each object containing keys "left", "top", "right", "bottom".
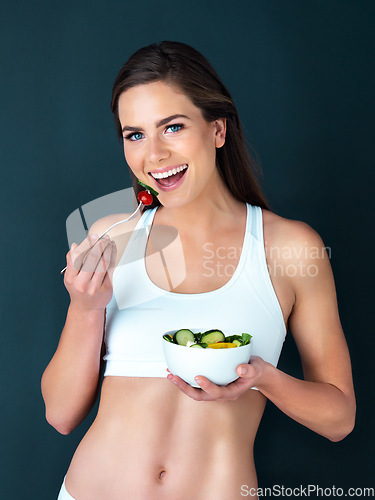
{"left": 150, "top": 164, "right": 188, "bottom": 179}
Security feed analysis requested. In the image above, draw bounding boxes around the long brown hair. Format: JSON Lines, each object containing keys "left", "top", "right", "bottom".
{"left": 111, "top": 41, "right": 269, "bottom": 210}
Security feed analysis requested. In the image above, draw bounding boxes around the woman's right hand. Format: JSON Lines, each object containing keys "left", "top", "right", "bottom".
{"left": 63, "top": 233, "right": 117, "bottom": 311}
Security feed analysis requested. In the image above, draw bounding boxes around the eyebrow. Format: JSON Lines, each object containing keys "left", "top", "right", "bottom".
{"left": 121, "top": 114, "right": 190, "bottom": 133}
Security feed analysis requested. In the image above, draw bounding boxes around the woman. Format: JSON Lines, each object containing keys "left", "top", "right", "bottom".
{"left": 41, "top": 41, "right": 356, "bottom": 500}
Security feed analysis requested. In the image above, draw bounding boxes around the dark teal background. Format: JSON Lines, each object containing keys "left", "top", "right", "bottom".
{"left": 1, "top": 1, "right": 374, "bottom": 498}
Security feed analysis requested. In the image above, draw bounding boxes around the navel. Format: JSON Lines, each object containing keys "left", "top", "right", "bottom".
{"left": 158, "top": 468, "right": 167, "bottom": 480}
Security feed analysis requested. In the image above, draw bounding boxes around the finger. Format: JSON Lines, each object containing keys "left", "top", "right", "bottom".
{"left": 79, "top": 235, "right": 112, "bottom": 276}
{"left": 102, "top": 240, "right": 117, "bottom": 277}
{"left": 72, "top": 236, "right": 111, "bottom": 290}
{"left": 194, "top": 375, "right": 223, "bottom": 399}
{"left": 203, "top": 373, "right": 254, "bottom": 396}
{"left": 71, "top": 234, "right": 99, "bottom": 272}
{"left": 236, "top": 362, "right": 258, "bottom": 379}
{"left": 199, "top": 373, "right": 259, "bottom": 400}
{"left": 106, "top": 240, "right": 117, "bottom": 282}
{"left": 167, "top": 374, "right": 211, "bottom": 401}
{"left": 100, "top": 269, "right": 113, "bottom": 292}
{"left": 91, "top": 240, "right": 115, "bottom": 287}
{"left": 227, "top": 376, "right": 256, "bottom": 393}
{"left": 65, "top": 242, "right": 79, "bottom": 278}
{"left": 100, "top": 240, "right": 117, "bottom": 288}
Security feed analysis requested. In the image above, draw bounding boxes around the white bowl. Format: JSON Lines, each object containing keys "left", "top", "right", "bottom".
{"left": 162, "top": 329, "right": 252, "bottom": 388}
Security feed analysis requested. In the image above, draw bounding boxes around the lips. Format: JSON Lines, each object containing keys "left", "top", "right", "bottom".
{"left": 148, "top": 165, "right": 188, "bottom": 192}
{"left": 149, "top": 164, "right": 188, "bottom": 177}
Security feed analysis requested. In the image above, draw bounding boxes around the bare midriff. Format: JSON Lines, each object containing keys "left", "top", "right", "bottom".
{"left": 65, "top": 376, "right": 266, "bottom": 500}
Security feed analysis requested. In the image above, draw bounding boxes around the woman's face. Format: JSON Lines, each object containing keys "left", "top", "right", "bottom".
{"left": 117, "top": 81, "right": 226, "bottom": 208}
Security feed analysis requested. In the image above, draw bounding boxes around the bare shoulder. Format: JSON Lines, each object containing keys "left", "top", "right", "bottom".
{"left": 262, "top": 208, "right": 325, "bottom": 251}
{"left": 88, "top": 212, "right": 141, "bottom": 238}
{"left": 261, "top": 208, "right": 331, "bottom": 305}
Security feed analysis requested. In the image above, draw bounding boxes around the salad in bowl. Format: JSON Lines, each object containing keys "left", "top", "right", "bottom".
{"left": 162, "top": 328, "right": 253, "bottom": 387}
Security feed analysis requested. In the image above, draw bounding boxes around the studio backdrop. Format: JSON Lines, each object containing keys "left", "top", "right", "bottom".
{"left": 1, "top": 1, "right": 373, "bottom": 499}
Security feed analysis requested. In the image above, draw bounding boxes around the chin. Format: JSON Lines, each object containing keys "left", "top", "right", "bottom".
{"left": 157, "top": 196, "right": 188, "bottom": 209}
{"left": 157, "top": 188, "right": 195, "bottom": 207}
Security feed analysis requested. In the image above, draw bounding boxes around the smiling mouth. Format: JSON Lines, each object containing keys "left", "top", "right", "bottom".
{"left": 149, "top": 165, "right": 188, "bottom": 187}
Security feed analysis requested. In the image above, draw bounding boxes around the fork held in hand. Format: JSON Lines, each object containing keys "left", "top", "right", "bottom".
{"left": 60, "top": 202, "right": 142, "bottom": 274}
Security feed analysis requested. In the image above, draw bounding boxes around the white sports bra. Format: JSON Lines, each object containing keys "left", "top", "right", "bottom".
{"left": 103, "top": 203, "right": 287, "bottom": 379}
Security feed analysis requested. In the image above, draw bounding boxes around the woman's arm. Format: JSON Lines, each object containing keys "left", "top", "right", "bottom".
{"left": 167, "top": 221, "right": 356, "bottom": 441}
{"left": 254, "top": 221, "right": 356, "bottom": 441}
{"left": 247, "top": 356, "right": 355, "bottom": 442}
{"left": 41, "top": 305, "right": 106, "bottom": 435}
{"left": 41, "top": 229, "right": 116, "bottom": 435}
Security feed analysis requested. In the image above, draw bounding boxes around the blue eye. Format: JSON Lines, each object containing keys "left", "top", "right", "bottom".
{"left": 166, "top": 124, "right": 184, "bottom": 133}
{"left": 124, "top": 124, "right": 184, "bottom": 141}
{"left": 125, "top": 132, "right": 144, "bottom": 141}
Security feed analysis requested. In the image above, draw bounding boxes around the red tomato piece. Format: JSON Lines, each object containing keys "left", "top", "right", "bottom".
{"left": 137, "top": 190, "right": 153, "bottom": 206}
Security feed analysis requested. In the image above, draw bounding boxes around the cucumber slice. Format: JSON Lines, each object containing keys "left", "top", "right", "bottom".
{"left": 233, "top": 339, "right": 242, "bottom": 347}
{"left": 201, "top": 329, "right": 225, "bottom": 345}
{"left": 163, "top": 334, "right": 174, "bottom": 343}
{"left": 224, "top": 334, "right": 242, "bottom": 343}
{"left": 174, "top": 329, "right": 195, "bottom": 346}
{"left": 190, "top": 342, "right": 208, "bottom": 348}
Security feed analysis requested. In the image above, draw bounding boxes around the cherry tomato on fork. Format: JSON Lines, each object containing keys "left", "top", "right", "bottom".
{"left": 137, "top": 190, "right": 153, "bottom": 206}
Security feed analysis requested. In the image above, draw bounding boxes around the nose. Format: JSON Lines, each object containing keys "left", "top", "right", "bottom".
{"left": 146, "top": 134, "right": 171, "bottom": 164}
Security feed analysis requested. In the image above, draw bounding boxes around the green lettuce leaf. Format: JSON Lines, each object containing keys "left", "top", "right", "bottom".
{"left": 137, "top": 179, "right": 159, "bottom": 197}
{"left": 241, "top": 333, "right": 252, "bottom": 345}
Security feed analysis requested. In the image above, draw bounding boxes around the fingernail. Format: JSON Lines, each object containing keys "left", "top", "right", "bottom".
{"left": 194, "top": 377, "right": 201, "bottom": 383}
{"left": 91, "top": 233, "right": 98, "bottom": 241}
{"left": 240, "top": 366, "right": 247, "bottom": 376}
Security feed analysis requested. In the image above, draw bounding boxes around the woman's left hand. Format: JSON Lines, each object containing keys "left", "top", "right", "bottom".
{"left": 167, "top": 355, "right": 269, "bottom": 401}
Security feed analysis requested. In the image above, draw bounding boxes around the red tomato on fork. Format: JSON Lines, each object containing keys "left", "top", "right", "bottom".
{"left": 137, "top": 190, "right": 153, "bottom": 206}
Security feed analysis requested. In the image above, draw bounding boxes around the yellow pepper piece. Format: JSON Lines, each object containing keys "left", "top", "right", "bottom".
{"left": 207, "top": 342, "right": 237, "bottom": 349}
